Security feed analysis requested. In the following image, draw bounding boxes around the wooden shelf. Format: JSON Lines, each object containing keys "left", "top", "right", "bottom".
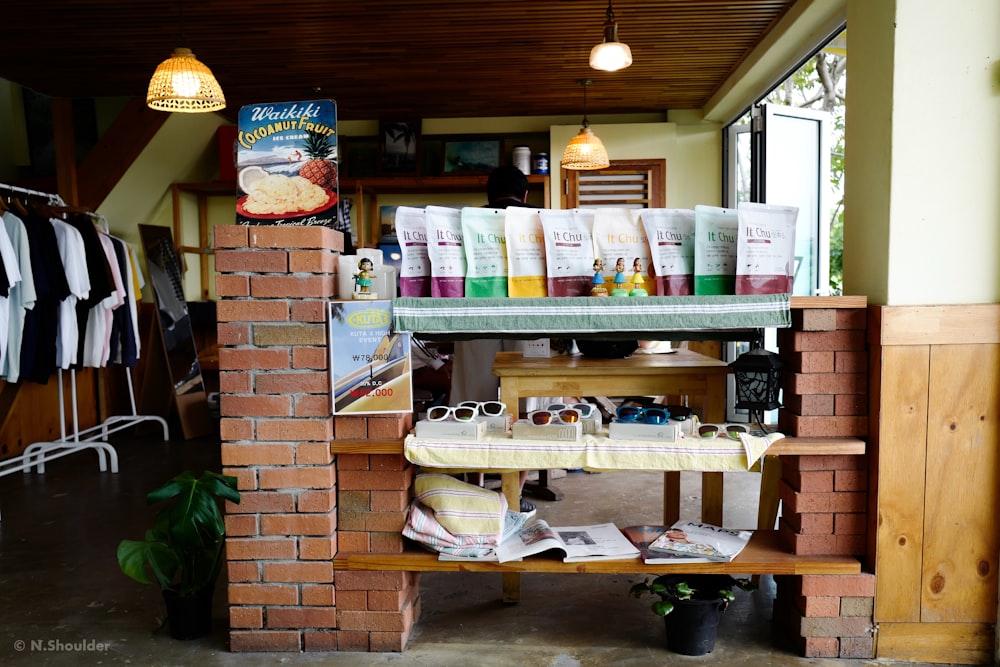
{"left": 333, "top": 530, "right": 862, "bottom": 575}
{"left": 329, "top": 436, "right": 866, "bottom": 458}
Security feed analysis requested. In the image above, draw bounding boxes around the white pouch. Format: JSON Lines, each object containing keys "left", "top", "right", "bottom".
{"left": 425, "top": 205, "right": 466, "bottom": 298}
{"left": 539, "top": 208, "right": 595, "bottom": 297}
{"left": 461, "top": 207, "right": 508, "bottom": 298}
{"left": 694, "top": 205, "right": 738, "bottom": 295}
{"left": 640, "top": 209, "right": 696, "bottom": 296}
{"left": 395, "top": 206, "right": 430, "bottom": 297}
{"left": 504, "top": 206, "right": 547, "bottom": 297}
{"left": 592, "top": 208, "right": 650, "bottom": 295}
{"left": 736, "top": 202, "right": 799, "bottom": 294}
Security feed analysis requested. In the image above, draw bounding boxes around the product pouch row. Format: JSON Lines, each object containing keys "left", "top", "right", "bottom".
{"left": 394, "top": 202, "right": 798, "bottom": 298}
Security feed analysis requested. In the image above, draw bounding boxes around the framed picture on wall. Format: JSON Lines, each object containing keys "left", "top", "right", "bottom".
{"left": 379, "top": 120, "right": 421, "bottom": 175}
{"left": 443, "top": 139, "right": 501, "bottom": 174}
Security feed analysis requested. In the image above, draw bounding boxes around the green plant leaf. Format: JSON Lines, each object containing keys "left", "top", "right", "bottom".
{"left": 651, "top": 600, "right": 674, "bottom": 616}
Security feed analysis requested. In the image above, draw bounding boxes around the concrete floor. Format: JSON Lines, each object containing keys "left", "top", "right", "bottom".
{"left": 0, "top": 432, "right": 978, "bottom": 666}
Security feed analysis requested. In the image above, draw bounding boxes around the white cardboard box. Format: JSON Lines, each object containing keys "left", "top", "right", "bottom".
{"left": 521, "top": 339, "right": 557, "bottom": 358}
{"left": 478, "top": 414, "right": 513, "bottom": 434}
{"left": 415, "top": 418, "right": 487, "bottom": 440}
{"left": 609, "top": 421, "right": 680, "bottom": 442}
{"left": 512, "top": 419, "right": 582, "bottom": 441}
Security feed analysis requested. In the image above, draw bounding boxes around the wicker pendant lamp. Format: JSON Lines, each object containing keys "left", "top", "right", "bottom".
{"left": 146, "top": 3, "right": 225, "bottom": 113}
{"left": 561, "top": 79, "right": 610, "bottom": 171}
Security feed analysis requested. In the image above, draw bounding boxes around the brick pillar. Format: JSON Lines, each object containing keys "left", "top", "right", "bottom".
{"left": 216, "top": 225, "right": 345, "bottom": 651}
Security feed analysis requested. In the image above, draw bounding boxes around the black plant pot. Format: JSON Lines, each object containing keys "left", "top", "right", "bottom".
{"left": 663, "top": 597, "right": 726, "bottom": 656}
{"left": 162, "top": 587, "right": 214, "bottom": 640}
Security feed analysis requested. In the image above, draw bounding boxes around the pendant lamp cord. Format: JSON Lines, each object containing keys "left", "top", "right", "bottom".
{"left": 580, "top": 78, "right": 592, "bottom": 129}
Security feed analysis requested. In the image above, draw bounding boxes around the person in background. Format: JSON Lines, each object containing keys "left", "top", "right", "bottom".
{"left": 450, "top": 166, "right": 537, "bottom": 515}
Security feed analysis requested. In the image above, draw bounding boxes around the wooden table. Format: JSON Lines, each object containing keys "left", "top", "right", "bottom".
{"left": 492, "top": 349, "right": 730, "bottom": 525}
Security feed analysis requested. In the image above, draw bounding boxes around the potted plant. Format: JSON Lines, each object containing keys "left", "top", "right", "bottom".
{"left": 629, "top": 573, "right": 757, "bottom": 656}
{"left": 117, "top": 470, "right": 240, "bottom": 640}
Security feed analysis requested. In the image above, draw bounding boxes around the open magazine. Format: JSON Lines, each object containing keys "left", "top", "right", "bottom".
{"left": 621, "top": 525, "right": 714, "bottom": 565}
{"left": 647, "top": 520, "right": 752, "bottom": 562}
{"left": 441, "top": 519, "right": 640, "bottom": 563}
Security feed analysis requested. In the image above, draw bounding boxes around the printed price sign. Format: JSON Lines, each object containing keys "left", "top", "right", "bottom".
{"left": 328, "top": 300, "right": 412, "bottom": 414}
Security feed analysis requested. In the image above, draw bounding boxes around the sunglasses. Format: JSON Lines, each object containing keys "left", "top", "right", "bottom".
{"left": 698, "top": 423, "right": 749, "bottom": 439}
{"left": 545, "top": 402, "right": 595, "bottom": 418}
{"left": 615, "top": 405, "right": 669, "bottom": 424}
{"left": 457, "top": 400, "right": 507, "bottom": 417}
{"left": 663, "top": 405, "right": 693, "bottom": 421}
{"left": 529, "top": 408, "right": 581, "bottom": 425}
{"left": 427, "top": 405, "right": 478, "bottom": 422}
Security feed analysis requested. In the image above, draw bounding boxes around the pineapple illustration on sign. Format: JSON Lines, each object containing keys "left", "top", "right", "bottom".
{"left": 299, "top": 129, "right": 338, "bottom": 190}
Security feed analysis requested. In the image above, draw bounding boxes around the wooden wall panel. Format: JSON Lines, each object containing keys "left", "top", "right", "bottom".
{"left": 875, "top": 344, "right": 930, "bottom": 621}
{"left": 877, "top": 622, "right": 993, "bottom": 665}
{"left": 922, "top": 344, "right": 1000, "bottom": 623}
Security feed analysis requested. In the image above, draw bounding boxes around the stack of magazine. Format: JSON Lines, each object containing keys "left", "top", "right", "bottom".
{"left": 440, "top": 519, "right": 640, "bottom": 563}
{"left": 622, "top": 520, "right": 752, "bottom": 564}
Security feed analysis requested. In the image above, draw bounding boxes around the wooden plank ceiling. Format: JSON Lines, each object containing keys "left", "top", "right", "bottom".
{"left": 1, "top": 0, "right": 795, "bottom": 121}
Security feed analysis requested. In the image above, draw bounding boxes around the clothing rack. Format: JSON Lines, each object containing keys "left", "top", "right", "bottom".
{"left": 0, "top": 183, "right": 168, "bottom": 512}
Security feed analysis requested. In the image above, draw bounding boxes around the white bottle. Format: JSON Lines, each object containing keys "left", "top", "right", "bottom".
{"left": 512, "top": 146, "right": 531, "bottom": 175}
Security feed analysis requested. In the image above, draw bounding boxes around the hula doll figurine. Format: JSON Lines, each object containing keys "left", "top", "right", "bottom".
{"left": 629, "top": 257, "right": 648, "bottom": 297}
{"left": 590, "top": 258, "right": 608, "bottom": 297}
{"left": 611, "top": 257, "right": 629, "bottom": 297}
{"left": 353, "top": 257, "right": 377, "bottom": 299}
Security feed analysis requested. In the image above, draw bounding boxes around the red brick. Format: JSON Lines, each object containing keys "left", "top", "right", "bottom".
{"left": 289, "top": 249, "right": 338, "bottom": 273}
{"left": 296, "top": 443, "right": 334, "bottom": 466}
{"left": 250, "top": 225, "right": 342, "bottom": 250}
{"left": 336, "top": 630, "right": 370, "bottom": 651}
{"left": 784, "top": 511, "right": 833, "bottom": 535}
{"left": 257, "top": 418, "right": 333, "bottom": 442}
{"left": 371, "top": 454, "right": 410, "bottom": 471}
{"left": 217, "top": 300, "right": 290, "bottom": 323}
{"left": 840, "top": 635, "right": 875, "bottom": 658}
{"left": 224, "top": 467, "right": 259, "bottom": 491}
{"left": 226, "top": 490, "right": 296, "bottom": 514}
{"left": 254, "top": 323, "right": 327, "bottom": 347}
{"left": 785, "top": 393, "right": 835, "bottom": 416}
{"left": 779, "top": 521, "right": 838, "bottom": 555}
{"left": 221, "top": 394, "right": 293, "bottom": 418}
{"left": 259, "top": 465, "right": 335, "bottom": 490}
{"left": 290, "top": 300, "right": 330, "bottom": 323}
{"left": 338, "top": 468, "right": 414, "bottom": 491}
{"left": 216, "top": 274, "right": 250, "bottom": 297}
{"left": 228, "top": 583, "right": 299, "bottom": 605}
{"left": 293, "top": 345, "right": 329, "bottom": 367}
{"left": 779, "top": 480, "right": 866, "bottom": 513}
{"left": 263, "top": 561, "right": 334, "bottom": 583}
{"left": 337, "top": 453, "right": 371, "bottom": 470}
{"left": 367, "top": 589, "right": 407, "bottom": 612}
{"left": 337, "top": 510, "right": 366, "bottom": 532}
{"left": 370, "top": 630, "right": 409, "bottom": 652}
{"left": 295, "top": 394, "right": 332, "bottom": 417}
{"left": 371, "top": 531, "right": 405, "bottom": 553}
{"left": 334, "top": 570, "right": 409, "bottom": 591}
{"left": 216, "top": 249, "right": 289, "bottom": 273}
{"left": 298, "top": 488, "right": 338, "bottom": 512}
{"left": 834, "top": 469, "right": 868, "bottom": 492}
{"left": 229, "top": 630, "right": 301, "bottom": 652}
{"left": 834, "top": 512, "right": 868, "bottom": 535}
{"left": 799, "top": 616, "right": 872, "bottom": 637}
{"left": 368, "top": 414, "right": 414, "bottom": 440}
{"left": 371, "top": 490, "right": 409, "bottom": 512}
{"left": 800, "top": 595, "right": 840, "bottom": 617}
{"left": 219, "top": 370, "right": 253, "bottom": 393}
{"left": 793, "top": 454, "right": 867, "bottom": 471}
{"left": 785, "top": 372, "right": 866, "bottom": 395}
{"left": 221, "top": 442, "right": 295, "bottom": 466}
{"left": 778, "top": 413, "right": 868, "bottom": 437}
{"left": 834, "top": 394, "right": 867, "bottom": 416}
{"left": 267, "top": 606, "right": 337, "bottom": 629}
{"left": 801, "top": 573, "right": 875, "bottom": 597}
{"left": 228, "top": 561, "right": 261, "bottom": 582}
{"left": 834, "top": 350, "right": 867, "bottom": 373}
{"left": 251, "top": 274, "right": 335, "bottom": 299}
{"left": 218, "top": 347, "right": 291, "bottom": 370}
{"left": 214, "top": 225, "right": 249, "bottom": 248}
{"left": 217, "top": 322, "right": 251, "bottom": 346}
{"left": 337, "top": 531, "right": 371, "bottom": 553}
{"left": 789, "top": 351, "right": 835, "bottom": 373}
{"left": 303, "top": 631, "right": 339, "bottom": 652}
{"left": 836, "top": 308, "right": 868, "bottom": 330}
{"left": 335, "top": 589, "right": 368, "bottom": 611}
{"left": 787, "top": 469, "right": 834, "bottom": 493}
{"left": 230, "top": 606, "right": 263, "bottom": 629}
{"left": 792, "top": 308, "right": 837, "bottom": 331}
{"left": 225, "top": 514, "right": 259, "bottom": 537}
{"left": 365, "top": 512, "right": 407, "bottom": 533}
{"left": 840, "top": 596, "right": 874, "bottom": 617}
{"left": 257, "top": 371, "right": 330, "bottom": 394}
{"left": 799, "top": 636, "right": 840, "bottom": 658}
{"left": 302, "top": 584, "right": 336, "bottom": 607}
{"left": 777, "top": 329, "right": 865, "bottom": 352}
{"left": 220, "top": 417, "right": 254, "bottom": 441}
{"left": 337, "top": 610, "right": 406, "bottom": 632}
{"left": 261, "top": 512, "right": 336, "bottom": 536}
{"left": 836, "top": 533, "right": 867, "bottom": 554}
{"left": 334, "top": 417, "right": 368, "bottom": 440}
{"left": 227, "top": 537, "right": 297, "bottom": 560}
{"left": 299, "top": 536, "right": 337, "bottom": 560}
